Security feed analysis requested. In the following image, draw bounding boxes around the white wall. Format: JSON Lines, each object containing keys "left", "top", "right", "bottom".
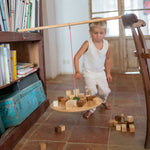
{"left": 42, "top": 0, "right": 59, "bottom": 79}
{"left": 43, "top": 0, "right": 90, "bottom": 78}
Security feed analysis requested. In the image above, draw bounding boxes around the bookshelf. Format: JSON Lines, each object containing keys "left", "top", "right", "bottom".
{"left": 0, "top": 1, "right": 49, "bottom": 150}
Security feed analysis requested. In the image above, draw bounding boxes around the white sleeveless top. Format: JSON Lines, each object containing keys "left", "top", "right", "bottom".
{"left": 83, "top": 38, "right": 108, "bottom": 72}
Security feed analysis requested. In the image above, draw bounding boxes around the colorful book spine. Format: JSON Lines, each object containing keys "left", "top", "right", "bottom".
{"left": 0, "top": 45, "right": 6, "bottom": 85}
{"left": 0, "top": 0, "right": 7, "bottom": 31}
{"left": 11, "top": 50, "right": 17, "bottom": 80}
{"left": 3, "top": 47, "right": 10, "bottom": 84}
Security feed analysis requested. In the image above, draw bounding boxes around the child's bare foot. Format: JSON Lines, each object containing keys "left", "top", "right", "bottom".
{"left": 83, "top": 110, "right": 93, "bottom": 119}
{"left": 102, "top": 102, "right": 111, "bottom": 110}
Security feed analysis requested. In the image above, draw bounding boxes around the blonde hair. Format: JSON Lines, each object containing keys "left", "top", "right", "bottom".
{"left": 89, "top": 18, "right": 107, "bottom": 32}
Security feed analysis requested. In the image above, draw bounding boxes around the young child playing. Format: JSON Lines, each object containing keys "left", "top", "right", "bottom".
{"left": 74, "top": 19, "right": 112, "bottom": 119}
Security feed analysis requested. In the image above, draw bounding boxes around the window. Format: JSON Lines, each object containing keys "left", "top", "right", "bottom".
{"left": 90, "top": 0, "right": 150, "bottom": 36}
{"left": 124, "top": 0, "right": 150, "bottom": 36}
{"left": 90, "top": 0, "right": 119, "bottom": 37}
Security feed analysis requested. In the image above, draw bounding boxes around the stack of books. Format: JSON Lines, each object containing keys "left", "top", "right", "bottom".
{"left": 17, "top": 62, "right": 38, "bottom": 77}
{"left": 0, "top": 0, "right": 40, "bottom": 32}
{"left": 0, "top": 43, "right": 38, "bottom": 87}
{"left": 0, "top": 44, "right": 17, "bottom": 86}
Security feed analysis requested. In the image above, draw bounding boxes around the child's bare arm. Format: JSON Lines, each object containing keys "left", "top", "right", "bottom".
{"left": 74, "top": 41, "right": 89, "bottom": 79}
{"left": 105, "top": 43, "right": 112, "bottom": 82}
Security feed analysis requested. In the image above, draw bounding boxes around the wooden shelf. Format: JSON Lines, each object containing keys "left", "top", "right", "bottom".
{"left": 0, "top": 32, "right": 42, "bottom": 42}
{"left": 0, "top": 0, "right": 49, "bottom": 149}
{"left": 0, "top": 69, "right": 39, "bottom": 90}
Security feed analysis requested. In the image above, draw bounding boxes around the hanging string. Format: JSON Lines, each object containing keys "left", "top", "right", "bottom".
{"left": 69, "top": 25, "right": 76, "bottom": 96}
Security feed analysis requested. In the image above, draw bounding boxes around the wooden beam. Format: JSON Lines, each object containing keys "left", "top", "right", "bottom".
{"left": 18, "top": 15, "right": 122, "bottom": 32}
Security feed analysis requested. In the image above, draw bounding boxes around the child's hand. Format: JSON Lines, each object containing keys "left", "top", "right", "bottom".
{"left": 75, "top": 72, "right": 82, "bottom": 80}
{"left": 107, "top": 74, "right": 112, "bottom": 82}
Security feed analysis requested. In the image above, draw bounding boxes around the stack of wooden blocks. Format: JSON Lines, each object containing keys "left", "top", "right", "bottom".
{"left": 109, "top": 114, "right": 135, "bottom": 133}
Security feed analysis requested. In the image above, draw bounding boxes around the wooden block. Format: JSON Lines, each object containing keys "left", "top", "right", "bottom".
{"left": 127, "top": 116, "right": 134, "bottom": 123}
{"left": 40, "top": 143, "right": 46, "bottom": 150}
{"left": 85, "top": 89, "right": 89, "bottom": 95}
{"left": 69, "top": 95, "right": 74, "bottom": 100}
{"left": 115, "top": 115, "right": 121, "bottom": 122}
{"left": 116, "top": 124, "right": 121, "bottom": 131}
{"left": 78, "top": 93, "right": 85, "bottom": 98}
{"left": 58, "top": 96, "right": 64, "bottom": 102}
{"left": 59, "top": 124, "right": 65, "bottom": 131}
{"left": 109, "top": 120, "right": 115, "bottom": 127}
{"left": 129, "top": 124, "right": 135, "bottom": 133}
{"left": 122, "top": 124, "right": 127, "bottom": 132}
{"left": 86, "top": 95, "right": 96, "bottom": 101}
{"left": 53, "top": 100, "right": 58, "bottom": 107}
{"left": 66, "top": 90, "right": 72, "bottom": 97}
{"left": 73, "top": 89, "right": 80, "bottom": 96}
{"left": 113, "top": 120, "right": 118, "bottom": 126}
{"left": 55, "top": 124, "right": 65, "bottom": 133}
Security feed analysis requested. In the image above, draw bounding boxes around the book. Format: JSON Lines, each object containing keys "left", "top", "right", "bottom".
{"left": 3, "top": 47, "right": 10, "bottom": 84}
{"left": 0, "top": 47, "right": 3, "bottom": 86}
{"left": 0, "top": 0, "right": 7, "bottom": 31}
{"left": 2, "top": 0, "right": 10, "bottom": 31}
{"left": 4, "top": 44, "right": 12, "bottom": 82}
{"left": 17, "top": 67, "right": 38, "bottom": 77}
{"left": 11, "top": 50, "right": 17, "bottom": 80}
{"left": 30, "top": 0, "right": 36, "bottom": 28}
{"left": 0, "top": 9, "right": 4, "bottom": 31}
{"left": 10, "top": 0, "right": 15, "bottom": 31}
{"left": 15, "top": 0, "right": 21, "bottom": 31}
{"left": 17, "top": 62, "right": 33, "bottom": 69}
{"left": 28, "top": 2, "right": 32, "bottom": 30}
{"left": 0, "top": 45, "right": 6, "bottom": 85}
{"left": 7, "top": 0, "right": 11, "bottom": 31}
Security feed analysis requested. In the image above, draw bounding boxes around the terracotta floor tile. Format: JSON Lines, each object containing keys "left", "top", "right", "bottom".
{"left": 109, "top": 128, "right": 145, "bottom": 147}
{"left": 65, "top": 143, "right": 107, "bottom": 150}
{"left": 68, "top": 126, "right": 109, "bottom": 144}
{"left": 13, "top": 138, "right": 27, "bottom": 150}
{"left": 108, "top": 145, "right": 147, "bottom": 150}
{"left": 29, "top": 124, "right": 72, "bottom": 141}
{"left": 44, "top": 111, "right": 81, "bottom": 126}
{"left": 78, "top": 113, "right": 111, "bottom": 127}
{"left": 21, "top": 141, "right": 66, "bottom": 150}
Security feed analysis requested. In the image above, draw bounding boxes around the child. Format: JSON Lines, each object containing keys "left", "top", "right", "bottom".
{"left": 74, "top": 19, "right": 112, "bottom": 119}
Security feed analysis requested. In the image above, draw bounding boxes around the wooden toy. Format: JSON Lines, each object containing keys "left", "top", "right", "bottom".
{"left": 73, "top": 89, "right": 80, "bottom": 96}
{"left": 115, "top": 115, "right": 121, "bottom": 122}
{"left": 129, "top": 124, "right": 135, "bottom": 133}
{"left": 86, "top": 95, "right": 96, "bottom": 101}
{"left": 66, "top": 100, "right": 77, "bottom": 110}
{"left": 109, "top": 120, "right": 115, "bottom": 127}
{"left": 69, "top": 95, "right": 74, "bottom": 100}
{"left": 122, "top": 124, "right": 127, "bottom": 132}
{"left": 55, "top": 125, "right": 65, "bottom": 133}
{"left": 60, "top": 97, "right": 69, "bottom": 105}
{"left": 120, "top": 114, "right": 125, "bottom": 123}
{"left": 116, "top": 124, "right": 121, "bottom": 131}
{"left": 66, "top": 90, "right": 72, "bottom": 97}
{"left": 78, "top": 93, "right": 85, "bottom": 98}
{"left": 58, "top": 96, "right": 64, "bottom": 102}
{"left": 77, "top": 99, "right": 85, "bottom": 107}
{"left": 53, "top": 100, "right": 58, "bottom": 107}
{"left": 127, "top": 116, "right": 134, "bottom": 123}
{"left": 40, "top": 143, "right": 46, "bottom": 150}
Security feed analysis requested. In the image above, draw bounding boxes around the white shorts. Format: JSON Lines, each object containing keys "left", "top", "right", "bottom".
{"left": 83, "top": 70, "right": 111, "bottom": 113}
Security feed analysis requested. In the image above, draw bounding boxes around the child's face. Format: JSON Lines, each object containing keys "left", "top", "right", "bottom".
{"left": 89, "top": 27, "right": 106, "bottom": 42}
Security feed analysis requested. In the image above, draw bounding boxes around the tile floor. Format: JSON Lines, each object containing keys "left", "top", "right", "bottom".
{"left": 13, "top": 73, "right": 150, "bottom": 150}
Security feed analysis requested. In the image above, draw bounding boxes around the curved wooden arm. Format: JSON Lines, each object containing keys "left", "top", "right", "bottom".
{"left": 141, "top": 53, "right": 150, "bottom": 59}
